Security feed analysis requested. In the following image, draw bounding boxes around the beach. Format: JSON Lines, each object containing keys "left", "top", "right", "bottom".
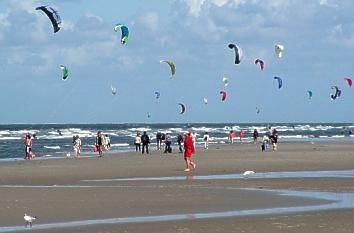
{"left": 0, "top": 141, "right": 354, "bottom": 232}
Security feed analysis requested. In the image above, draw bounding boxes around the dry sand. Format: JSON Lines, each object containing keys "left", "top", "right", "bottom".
{"left": 0, "top": 141, "right": 354, "bottom": 232}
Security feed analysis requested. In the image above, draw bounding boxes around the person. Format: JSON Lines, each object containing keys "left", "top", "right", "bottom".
{"left": 57, "top": 129, "right": 62, "bottom": 136}
{"left": 253, "top": 129, "right": 259, "bottom": 144}
{"left": 203, "top": 132, "right": 210, "bottom": 149}
{"left": 95, "top": 131, "right": 103, "bottom": 157}
{"left": 24, "top": 134, "right": 34, "bottom": 159}
{"left": 184, "top": 132, "right": 196, "bottom": 172}
{"left": 239, "top": 130, "right": 245, "bottom": 144}
{"left": 164, "top": 133, "right": 172, "bottom": 153}
{"left": 270, "top": 129, "right": 278, "bottom": 151}
{"left": 191, "top": 132, "right": 197, "bottom": 149}
{"left": 228, "top": 130, "right": 235, "bottom": 144}
{"left": 177, "top": 132, "right": 184, "bottom": 153}
{"left": 105, "top": 135, "right": 111, "bottom": 150}
{"left": 141, "top": 131, "right": 150, "bottom": 154}
{"left": 261, "top": 134, "right": 269, "bottom": 152}
{"left": 134, "top": 133, "right": 141, "bottom": 152}
{"left": 73, "top": 135, "right": 81, "bottom": 158}
{"left": 160, "top": 133, "right": 166, "bottom": 152}
{"left": 156, "top": 132, "right": 162, "bottom": 150}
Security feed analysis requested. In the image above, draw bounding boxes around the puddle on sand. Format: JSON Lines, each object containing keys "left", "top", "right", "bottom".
{"left": 0, "top": 188, "right": 353, "bottom": 232}
{"left": 81, "top": 169, "right": 354, "bottom": 182}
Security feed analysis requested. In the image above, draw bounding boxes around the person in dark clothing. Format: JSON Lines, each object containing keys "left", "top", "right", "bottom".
{"left": 253, "top": 129, "right": 259, "bottom": 144}
{"left": 177, "top": 132, "right": 184, "bottom": 153}
{"left": 141, "top": 131, "right": 150, "bottom": 154}
{"left": 156, "top": 132, "right": 162, "bottom": 150}
{"left": 95, "top": 131, "right": 103, "bottom": 157}
{"left": 164, "top": 134, "right": 172, "bottom": 153}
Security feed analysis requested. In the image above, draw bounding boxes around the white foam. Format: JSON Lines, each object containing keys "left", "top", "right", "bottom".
{"left": 44, "top": 146, "right": 61, "bottom": 149}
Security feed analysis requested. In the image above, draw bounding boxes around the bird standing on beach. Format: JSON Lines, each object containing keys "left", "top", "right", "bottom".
{"left": 24, "top": 214, "right": 37, "bottom": 228}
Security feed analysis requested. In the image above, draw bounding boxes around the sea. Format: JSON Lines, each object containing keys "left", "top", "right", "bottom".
{"left": 0, "top": 123, "right": 353, "bottom": 160}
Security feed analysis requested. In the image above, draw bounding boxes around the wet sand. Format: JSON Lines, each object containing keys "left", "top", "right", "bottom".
{"left": 0, "top": 141, "right": 354, "bottom": 232}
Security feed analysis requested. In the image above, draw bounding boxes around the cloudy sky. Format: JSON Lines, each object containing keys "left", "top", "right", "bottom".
{"left": 0, "top": 0, "right": 353, "bottom": 124}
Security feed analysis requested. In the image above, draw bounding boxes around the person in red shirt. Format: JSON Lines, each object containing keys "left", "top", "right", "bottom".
{"left": 183, "top": 132, "right": 196, "bottom": 172}
{"left": 239, "top": 130, "right": 245, "bottom": 144}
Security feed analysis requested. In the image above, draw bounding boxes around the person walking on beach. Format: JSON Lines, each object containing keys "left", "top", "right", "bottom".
{"left": 164, "top": 133, "right": 172, "bottom": 153}
{"left": 141, "top": 131, "right": 150, "bottom": 154}
{"left": 73, "top": 135, "right": 81, "bottom": 158}
{"left": 239, "top": 130, "right": 245, "bottom": 144}
{"left": 177, "top": 132, "right": 184, "bottom": 153}
{"left": 24, "top": 134, "right": 34, "bottom": 159}
{"left": 184, "top": 132, "right": 196, "bottom": 172}
{"left": 203, "top": 132, "right": 210, "bottom": 149}
{"left": 156, "top": 132, "right": 162, "bottom": 150}
{"left": 261, "top": 134, "right": 269, "bottom": 152}
{"left": 105, "top": 135, "right": 111, "bottom": 150}
{"left": 134, "top": 133, "right": 141, "bottom": 152}
{"left": 253, "top": 129, "right": 259, "bottom": 144}
{"left": 270, "top": 129, "right": 278, "bottom": 151}
{"left": 228, "top": 130, "right": 235, "bottom": 144}
{"left": 95, "top": 131, "right": 104, "bottom": 157}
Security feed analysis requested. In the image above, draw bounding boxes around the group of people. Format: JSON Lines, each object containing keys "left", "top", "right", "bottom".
{"left": 261, "top": 127, "right": 279, "bottom": 151}
{"left": 133, "top": 131, "right": 197, "bottom": 171}
{"left": 228, "top": 130, "right": 246, "bottom": 144}
{"left": 134, "top": 131, "right": 151, "bottom": 154}
{"left": 94, "top": 132, "right": 111, "bottom": 157}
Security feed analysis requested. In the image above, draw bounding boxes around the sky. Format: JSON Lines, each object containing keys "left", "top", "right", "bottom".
{"left": 0, "top": 0, "right": 353, "bottom": 124}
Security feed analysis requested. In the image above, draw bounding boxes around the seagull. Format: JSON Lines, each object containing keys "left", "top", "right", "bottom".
{"left": 24, "top": 214, "right": 37, "bottom": 228}
{"left": 243, "top": 171, "right": 256, "bottom": 177}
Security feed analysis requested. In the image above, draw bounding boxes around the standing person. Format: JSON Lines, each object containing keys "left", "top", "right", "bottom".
{"left": 184, "top": 132, "right": 196, "bottom": 172}
{"left": 95, "top": 131, "right": 103, "bottom": 157}
{"left": 134, "top": 133, "right": 141, "bottom": 152}
{"left": 239, "top": 130, "right": 245, "bottom": 144}
{"left": 24, "top": 134, "right": 33, "bottom": 159}
{"left": 105, "top": 135, "right": 111, "bottom": 150}
{"left": 177, "top": 132, "right": 184, "bottom": 153}
{"left": 253, "top": 129, "right": 259, "bottom": 144}
{"left": 161, "top": 133, "right": 166, "bottom": 152}
{"left": 73, "top": 135, "right": 82, "bottom": 158}
{"left": 203, "top": 132, "right": 210, "bottom": 149}
{"left": 156, "top": 132, "right": 162, "bottom": 150}
{"left": 270, "top": 129, "right": 278, "bottom": 151}
{"left": 191, "top": 132, "right": 197, "bottom": 150}
{"left": 141, "top": 131, "right": 150, "bottom": 154}
{"left": 164, "top": 134, "right": 172, "bottom": 153}
{"left": 261, "top": 134, "right": 269, "bottom": 152}
{"left": 228, "top": 130, "right": 235, "bottom": 144}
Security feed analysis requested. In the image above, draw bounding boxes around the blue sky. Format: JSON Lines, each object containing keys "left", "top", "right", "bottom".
{"left": 0, "top": 0, "right": 353, "bottom": 123}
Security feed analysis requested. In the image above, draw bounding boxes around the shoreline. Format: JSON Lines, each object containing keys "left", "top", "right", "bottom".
{"left": 0, "top": 141, "right": 354, "bottom": 232}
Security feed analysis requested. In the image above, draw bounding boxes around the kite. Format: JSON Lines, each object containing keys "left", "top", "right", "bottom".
{"left": 255, "top": 59, "right": 265, "bottom": 71}
{"left": 154, "top": 91, "right": 160, "bottom": 99}
{"left": 331, "top": 86, "right": 341, "bottom": 100}
{"left": 60, "top": 65, "right": 69, "bottom": 80}
{"left": 256, "top": 107, "right": 260, "bottom": 114}
{"left": 307, "top": 90, "right": 313, "bottom": 99}
{"left": 36, "top": 6, "right": 61, "bottom": 33}
{"left": 344, "top": 77, "right": 352, "bottom": 87}
{"left": 114, "top": 23, "right": 129, "bottom": 44}
{"left": 275, "top": 44, "right": 284, "bottom": 58}
{"left": 222, "top": 77, "right": 229, "bottom": 87}
{"left": 203, "top": 97, "right": 208, "bottom": 104}
{"left": 160, "top": 60, "right": 176, "bottom": 78}
{"left": 220, "top": 91, "right": 227, "bottom": 101}
{"left": 228, "top": 43, "right": 242, "bottom": 64}
{"left": 178, "top": 103, "right": 186, "bottom": 114}
{"left": 111, "top": 85, "right": 117, "bottom": 95}
{"left": 274, "top": 76, "right": 283, "bottom": 89}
